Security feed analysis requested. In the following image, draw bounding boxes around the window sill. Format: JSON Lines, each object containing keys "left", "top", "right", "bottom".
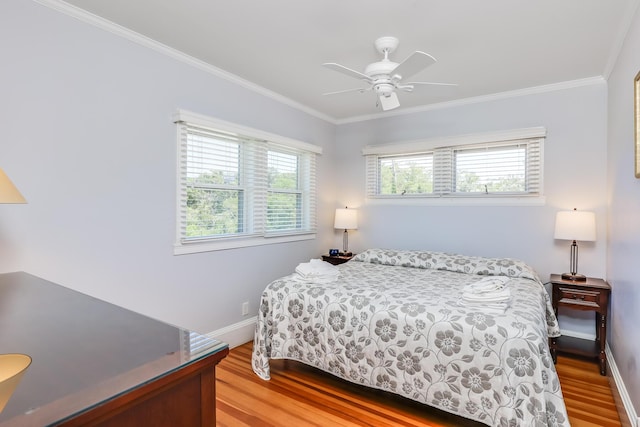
{"left": 173, "top": 233, "right": 316, "bottom": 255}
{"left": 366, "top": 195, "right": 546, "bottom": 207}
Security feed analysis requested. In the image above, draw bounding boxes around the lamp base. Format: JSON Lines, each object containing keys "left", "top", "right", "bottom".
{"left": 561, "top": 272, "right": 587, "bottom": 282}
{"left": 339, "top": 251, "right": 352, "bottom": 257}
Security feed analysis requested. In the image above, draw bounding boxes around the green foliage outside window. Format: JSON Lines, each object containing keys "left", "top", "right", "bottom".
{"left": 378, "top": 147, "right": 526, "bottom": 195}
{"left": 455, "top": 172, "right": 525, "bottom": 193}
{"left": 186, "top": 186, "right": 241, "bottom": 237}
{"left": 186, "top": 169, "right": 242, "bottom": 237}
{"left": 455, "top": 145, "right": 526, "bottom": 193}
{"left": 267, "top": 159, "right": 301, "bottom": 231}
{"left": 380, "top": 157, "right": 433, "bottom": 195}
{"left": 267, "top": 192, "right": 300, "bottom": 230}
{"left": 186, "top": 161, "right": 304, "bottom": 237}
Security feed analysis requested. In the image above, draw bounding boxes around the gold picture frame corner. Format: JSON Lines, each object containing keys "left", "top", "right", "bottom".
{"left": 635, "top": 69, "right": 640, "bottom": 178}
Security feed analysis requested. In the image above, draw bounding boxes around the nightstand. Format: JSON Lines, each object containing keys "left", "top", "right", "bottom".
{"left": 549, "top": 274, "right": 611, "bottom": 375}
{"left": 322, "top": 254, "right": 354, "bottom": 265}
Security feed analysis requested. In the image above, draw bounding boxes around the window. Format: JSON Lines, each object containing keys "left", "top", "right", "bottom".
{"left": 267, "top": 149, "right": 303, "bottom": 232}
{"left": 174, "top": 110, "right": 320, "bottom": 254}
{"left": 364, "top": 127, "right": 544, "bottom": 202}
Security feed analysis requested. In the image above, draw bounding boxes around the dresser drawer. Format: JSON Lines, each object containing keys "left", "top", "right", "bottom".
{"left": 557, "top": 286, "right": 601, "bottom": 308}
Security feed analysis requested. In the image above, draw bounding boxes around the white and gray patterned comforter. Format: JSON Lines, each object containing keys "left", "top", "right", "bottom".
{"left": 252, "top": 249, "right": 568, "bottom": 426}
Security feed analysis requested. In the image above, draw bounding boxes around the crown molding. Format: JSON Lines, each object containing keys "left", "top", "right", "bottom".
{"left": 337, "top": 76, "right": 607, "bottom": 125}
{"left": 33, "top": 0, "right": 336, "bottom": 124}
{"left": 603, "top": 0, "right": 640, "bottom": 80}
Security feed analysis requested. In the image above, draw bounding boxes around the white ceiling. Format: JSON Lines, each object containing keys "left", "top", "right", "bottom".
{"left": 56, "top": 0, "right": 638, "bottom": 122}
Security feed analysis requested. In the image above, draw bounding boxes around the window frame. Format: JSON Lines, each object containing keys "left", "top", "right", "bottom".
{"left": 363, "top": 127, "right": 546, "bottom": 206}
{"left": 173, "top": 109, "right": 321, "bottom": 255}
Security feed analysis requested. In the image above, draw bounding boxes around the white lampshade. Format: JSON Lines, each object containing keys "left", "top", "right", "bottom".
{"left": 554, "top": 210, "right": 596, "bottom": 242}
{"left": 0, "top": 354, "right": 31, "bottom": 413}
{"left": 0, "top": 169, "right": 26, "bottom": 204}
{"left": 334, "top": 208, "right": 358, "bottom": 230}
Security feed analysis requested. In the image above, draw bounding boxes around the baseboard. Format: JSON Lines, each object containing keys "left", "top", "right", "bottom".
{"left": 206, "top": 316, "right": 256, "bottom": 349}
{"left": 606, "top": 343, "right": 639, "bottom": 427}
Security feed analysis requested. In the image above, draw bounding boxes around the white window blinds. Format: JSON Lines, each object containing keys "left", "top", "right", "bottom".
{"left": 174, "top": 110, "right": 320, "bottom": 253}
{"left": 266, "top": 147, "right": 317, "bottom": 234}
{"left": 364, "top": 128, "right": 544, "bottom": 199}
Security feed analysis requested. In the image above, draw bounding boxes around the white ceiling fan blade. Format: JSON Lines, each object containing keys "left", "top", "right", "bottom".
{"left": 378, "top": 92, "right": 400, "bottom": 111}
{"left": 391, "top": 51, "right": 436, "bottom": 80}
{"left": 405, "top": 81, "right": 458, "bottom": 87}
{"left": 323, "top": 87, "right": 370, "bottom": 96}
{"left": 323, "top": 63, "right": 372, "bottom": 82}
{"left": 402, "top": 81, "right": 458, "bottom": 93}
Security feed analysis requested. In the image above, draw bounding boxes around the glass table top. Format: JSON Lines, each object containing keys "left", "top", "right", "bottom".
{"left": 0, "top": 272, "right": 228, "bottom": 426}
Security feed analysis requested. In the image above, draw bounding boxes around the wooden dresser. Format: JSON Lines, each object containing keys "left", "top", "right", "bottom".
{"left": 0, "top": 272, "right": 228, "bottom": 426}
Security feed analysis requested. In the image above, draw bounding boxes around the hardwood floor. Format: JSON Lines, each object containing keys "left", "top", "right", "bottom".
{"left": 216, "top": 342, "right": 622, "bottom": 427}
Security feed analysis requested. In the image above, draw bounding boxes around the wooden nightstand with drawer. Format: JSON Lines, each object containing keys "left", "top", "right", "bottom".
{"left": 549, "top": 274, "right": 611, "bottom": 375}
{"left": 322, "top": 254, "right": 354, "bottom": 265}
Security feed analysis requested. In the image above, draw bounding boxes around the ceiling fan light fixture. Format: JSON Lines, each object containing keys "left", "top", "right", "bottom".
{"left": 378, "top": 91, "right": 400, "bottom": 111}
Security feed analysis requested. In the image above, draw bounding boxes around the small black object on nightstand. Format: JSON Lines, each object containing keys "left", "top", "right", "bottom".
{"left": 322, "top": 254, "right": 354, "bottom": 265}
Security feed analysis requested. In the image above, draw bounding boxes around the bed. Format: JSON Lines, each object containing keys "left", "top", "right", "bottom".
{"left": 252, "top": 249, "right": 568, "bottom": 426}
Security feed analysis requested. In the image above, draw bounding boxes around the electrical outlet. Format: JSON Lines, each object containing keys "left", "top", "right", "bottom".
{"left": 241, "top": 301, "right": 249, "bottom": 316}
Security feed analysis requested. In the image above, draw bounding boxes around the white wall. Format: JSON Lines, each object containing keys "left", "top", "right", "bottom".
{"left": 335, "top": 83, "right": 609, "bottom": 337}
{"left": 0, "top": 0, "right": 337, "bottom": 333}
{"left": 607, "top": 3, "right": 640, "bottom": 416}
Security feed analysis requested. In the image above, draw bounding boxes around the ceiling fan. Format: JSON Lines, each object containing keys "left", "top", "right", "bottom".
{"left": 322, "top": 36, "right": 456, "bottom": 111}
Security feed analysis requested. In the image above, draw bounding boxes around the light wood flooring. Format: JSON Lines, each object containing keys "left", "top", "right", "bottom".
{"left": 216, "top": 342, "right": 622, "bottom": 427}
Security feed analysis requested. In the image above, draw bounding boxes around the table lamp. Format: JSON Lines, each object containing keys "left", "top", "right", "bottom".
{"left": 554, "top": 208, "right": 596, "bottom": 281}
{"left": 0, "top": 354, "right": 31, "bottom": 413}
{"left": 0, "top": 168, "right": 26, "bottom": 204}
{"left": 334, "top": 207, "right": 357, "bottom": 256}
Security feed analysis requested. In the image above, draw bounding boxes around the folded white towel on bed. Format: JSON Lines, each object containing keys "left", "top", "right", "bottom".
{"left": 295, "top": 259, "right": 339, "bottom": 283}
{"left": 461, "top": 287, "right": 511, "bottom": 303}
{"left": 459, "top": 276, "right": 511, "bottom": 312}
{"left": 463, "top": 276, "right": 510, "bottom": 294}
{"left": 457, "top": 299, "right": 510, "bottom": 313}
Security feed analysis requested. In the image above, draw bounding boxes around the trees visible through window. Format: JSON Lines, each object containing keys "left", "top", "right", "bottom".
{"left": 186, "top": 134, "right": 243, "bottom": 238}
{"left": 365, "top": 128, "right": 544, "bottom": 199}
{"left": 174, "top": 110, "right": 320, "bottom": 254}
{"left": 454, "top": 144, "right": 527, "bottom": 194}
{"left": 380, "top": 154, "right": 433, "bottom": 195}
{"left": 267, "top": 149, "right": 302, "bottom": 231}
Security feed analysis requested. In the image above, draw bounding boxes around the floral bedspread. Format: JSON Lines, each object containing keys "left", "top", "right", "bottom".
{"left": 252, "top": 249, "right": 568, "bottom": 426}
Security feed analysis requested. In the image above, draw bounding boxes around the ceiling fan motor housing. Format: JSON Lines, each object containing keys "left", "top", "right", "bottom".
{"left": 374, "top": 83, "right": 394, "bottom": 96}
{"left": 365, "top": 60, "right": 399, "bottom": 94}
{"left": 364, "top": 61, "right": 398, "bottom": 78}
